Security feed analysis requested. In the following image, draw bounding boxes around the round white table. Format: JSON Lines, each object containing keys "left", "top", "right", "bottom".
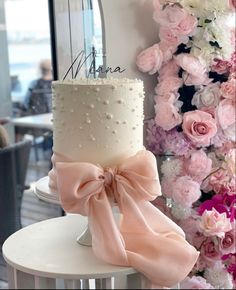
{"left": 34, "top": 176, "right": 92, "bottom": 247}
{"left": 2, "top": 215, "right": 144, "bottom": 289}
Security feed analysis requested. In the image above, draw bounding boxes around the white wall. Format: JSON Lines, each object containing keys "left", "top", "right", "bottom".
{"left": 101, "top": 0, "right": 158, "bottom": 120}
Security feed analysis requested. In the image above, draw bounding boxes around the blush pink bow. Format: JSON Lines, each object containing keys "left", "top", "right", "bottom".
{"left": 54, "top": 150, "right": 199, "bottom": 288}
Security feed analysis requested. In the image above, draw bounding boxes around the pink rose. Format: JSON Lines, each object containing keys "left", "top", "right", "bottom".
{"left": 158, "top": 60, "right": 180, "bottom": 80}
{"left": 219, "top": 230, "right": 236, "bottom": 255}
{"left": 175, "top": 54, "right": 206, "bottom": 76}
{"left": 182, "top": 110, "right": 217, "bottom": 147}
{"left": 183, "top": 72, "right": 212, "bottom": 86}
{"left": 198, "top": 208, "right": 232, "bottom": 238}
{"left": 153, "top": 0, "right": 177, "bottom": 10}
{"left": 136, "top": 44, "right": 163, "bottom": 75}
{"left": 155, "top": 77, "right": 183, "bottom": 96}
{"left": 200, "top": 238, "right": 221, "bottom": 263}
{"left": 153, "top": 3, "right": 188, "bottom": 27}
{"left": 230, "top": 51, "right": 236, "bottom": 74}
{"left": 173, "top": 14, "right": 198, "bottom": 36}
{"left": 180, "top": 276, "right": 214, "bottom": 289}
{"left": 200, "top": 107, "right": 216, "bottom": 119}
{"left": 159, "top": 41, "right": 177, "bottom": 63}
{"left": 184, "top": 72, "right": 212, "bottom": 86}
{"left": 220, "top": 79, "right": 236, "bottom": 101}
{"left": 184, "top": 150, "right": 212, "bottom": 182}
{"left": 159, "top": 27, "right": 181, "bottom": 47}
{"left": 154, "top": 92, "right": 177, "bottom": 104}
{"left": 219, "top": 180, "right": 236, "bottom": 196}
{"left": 154, "top": 102, "right": 182, "bottom": 130}
{"left": 229, "top": 0, "right": 236, "bottom": 10}
{"left": 216, "top": 141, "right": 235, "bottom": 156}
{"left": 171, "top": 176, "right": 201, "bottom": 207}
{"left": 211, "top": 59, "right": 232, "bottom": 75}
{"left": 217, "top": 99, "right": 236, "bottom": 130}
{"left": 192, "top": 82, "right": 221, "bottom": 109}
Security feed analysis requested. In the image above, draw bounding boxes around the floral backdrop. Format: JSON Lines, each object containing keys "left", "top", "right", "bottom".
{"left": 136, "top": 0, "right": 236, "bottom": 289}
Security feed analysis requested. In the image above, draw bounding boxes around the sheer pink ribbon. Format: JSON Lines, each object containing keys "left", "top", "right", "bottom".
{"left": 50, "top": 150, "right": 199, "bottom": 288}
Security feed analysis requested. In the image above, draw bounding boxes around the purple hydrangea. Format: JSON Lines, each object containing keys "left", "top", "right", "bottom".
{"left": 146, "top": 120, "right": 192, "bottom": 156}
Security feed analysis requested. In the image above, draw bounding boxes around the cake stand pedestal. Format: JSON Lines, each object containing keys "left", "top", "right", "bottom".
{"left": 35, "top": 176, "right": 92, "bottom": 246}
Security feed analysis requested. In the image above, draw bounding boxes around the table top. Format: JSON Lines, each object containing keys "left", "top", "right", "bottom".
{"left": 2, "top": 215, "right": 136, "bottom": 279}
{"left": 11, "top": 113, "right": 53, "bottom": 130}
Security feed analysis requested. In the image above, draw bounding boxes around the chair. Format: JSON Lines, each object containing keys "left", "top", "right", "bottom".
{"left": 0, "top": 140, "right": 31, "bottom": 244}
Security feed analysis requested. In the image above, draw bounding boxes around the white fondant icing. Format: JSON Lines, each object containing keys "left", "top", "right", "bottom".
{"left": 52, "top": 78, "right": 144, "bottom": 166}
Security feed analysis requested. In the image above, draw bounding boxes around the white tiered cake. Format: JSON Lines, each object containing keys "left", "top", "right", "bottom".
{"left": 49, "top": 78, "right": 145, "bottom": 190}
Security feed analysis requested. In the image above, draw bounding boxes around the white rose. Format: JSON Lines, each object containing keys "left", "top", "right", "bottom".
{"left": 192, "top": 82, "right": 221, "bottom": 108}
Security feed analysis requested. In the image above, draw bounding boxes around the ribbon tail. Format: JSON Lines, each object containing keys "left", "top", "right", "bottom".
{"left": 118, "top": 191, "right": 199, "bottom": 288}
{"left": 88, "top": 189, "right": 129, "bottom": 266}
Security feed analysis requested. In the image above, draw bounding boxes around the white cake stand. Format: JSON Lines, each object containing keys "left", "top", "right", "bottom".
{"left": 34, "top": 176, "right": 92, "bottom": 247}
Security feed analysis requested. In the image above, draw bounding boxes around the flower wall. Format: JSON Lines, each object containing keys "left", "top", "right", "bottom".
{"left": 137, "top": 0, "right": 236, "bottom": 288}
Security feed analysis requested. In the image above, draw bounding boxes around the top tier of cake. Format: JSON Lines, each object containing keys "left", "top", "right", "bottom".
{"left": 52, "top": 78, "right": 145, "bottom": 166}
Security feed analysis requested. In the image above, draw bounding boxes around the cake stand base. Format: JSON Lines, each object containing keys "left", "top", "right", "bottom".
{"left": 34, "top": 176, "right": 92, "bottom": 246}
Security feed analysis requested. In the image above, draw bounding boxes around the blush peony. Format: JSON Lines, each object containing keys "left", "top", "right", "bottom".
{"left": 154, "top": 102, "right": 182, "bottom": 130}
{"left": 171, "top": 176, "right": 201, "bottom": 207}
{"left": 184, "top": 149, "right": 212, "bottom": 182}
{"left": 182, "top": 110, "right": 217, "bottom": 147}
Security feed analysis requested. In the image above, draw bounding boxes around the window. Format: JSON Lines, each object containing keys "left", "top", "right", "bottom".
{"left": 5, "top": 0, "right": 51, "bottom": 111}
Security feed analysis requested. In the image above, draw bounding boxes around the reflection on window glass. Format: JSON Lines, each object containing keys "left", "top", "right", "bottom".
{"left": 92, "top": 0, "right": 103, "bottom": 72}
{"left": 82, "top": 0, "right": 103, "bottom": 78}
{"left": 5, "top": 0, "right": 51, "bottom": 115}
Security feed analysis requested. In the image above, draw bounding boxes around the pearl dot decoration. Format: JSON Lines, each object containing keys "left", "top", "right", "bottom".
{"left": 106, "top": 113, "right": 113, "bottom": 120}
{"left": 50, "top": 78, "right": 144, "bottom": 167}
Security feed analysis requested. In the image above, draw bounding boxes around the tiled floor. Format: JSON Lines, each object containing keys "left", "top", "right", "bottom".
{"left": 0, "top": 146, "right": 61, "bottom": 289}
